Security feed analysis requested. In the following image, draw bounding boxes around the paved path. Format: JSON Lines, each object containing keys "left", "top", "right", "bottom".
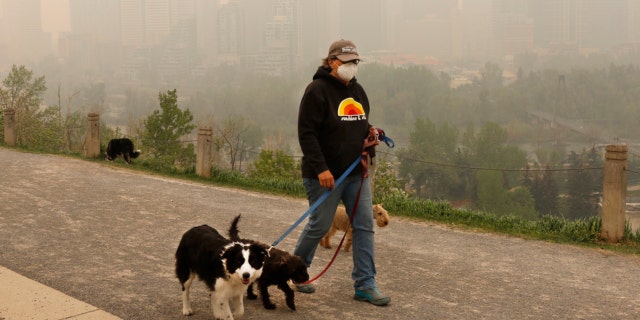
{"left": 2, "top": 147, "right": 640, "bottom": 319}
{"left": 0, "top": 266, "right": 120, "bottom": 320}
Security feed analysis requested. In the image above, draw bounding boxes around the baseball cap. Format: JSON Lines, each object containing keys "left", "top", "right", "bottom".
{"left": 328, "top": 39, "right": 360, "bottom": 62}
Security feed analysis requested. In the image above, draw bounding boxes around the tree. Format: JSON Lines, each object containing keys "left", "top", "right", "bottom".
{"left": 476, "top": 62, "right": 504, "bottom": 89}
{"left": 466, "top": 122, "right": 527, "bottom": 188}
{"left": 249, "top": 149, "right": 299, "bottom": 180}
{"left": 538, "top": 165, "right": 560, "bottom": 215}
{"left": 52, "top": 86, "right": 87, "bottom": 152}
{"left": 214, "top": 114, "right": 262, "bottom": 171}
{"left": 476, "top": 170, "right": 510, "bottom": 214}
{"left": 522, "top": 163, "right": 535, "bottom": 190}
{"left": 141, "top": 89, "right": 196, "bottom": 170}
{"left": 0, "top": 65, "right": 47, "bottom": 145}
{"left": 477, "top": 170, "right": 537, "bottom": 220}
{"left": 506, "top": 186, "right": 538, "bottom": 220}
{"left": 372, "top": 157, "right": 409, "bottom": 202}
{"left": 397, "top": 118, "right": 461, "bottom": 199}
{"left": 523, "top": 163, "right": 560, "bottom": 216}
{"left": 565, "top": 148, "right": 602, "bottom": 219}
{"left": 12, "top": 104, "right": 65, "bottom": 150}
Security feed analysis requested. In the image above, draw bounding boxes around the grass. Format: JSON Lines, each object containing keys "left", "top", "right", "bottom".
{"left": 6, "top": 145, "right": 640, "bottom": 255}
{"left": 379, "top": 192, "right": 640, "bottom": 254}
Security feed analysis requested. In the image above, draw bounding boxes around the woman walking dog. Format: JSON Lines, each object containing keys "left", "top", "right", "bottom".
{"left": 293, "top": 39, "right": 390, "bottom": 306}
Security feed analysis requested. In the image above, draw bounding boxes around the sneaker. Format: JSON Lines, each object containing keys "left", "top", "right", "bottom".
{"left": 295, "top": 283, "right": 316, "bottom": 294}
{"left": 353, "top": 287, "right": 391, "bottom": 306}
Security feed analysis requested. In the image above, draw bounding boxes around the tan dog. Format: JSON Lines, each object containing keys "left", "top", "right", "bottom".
{"left": 320, "top": 204, "right": 390, "bottom": 252}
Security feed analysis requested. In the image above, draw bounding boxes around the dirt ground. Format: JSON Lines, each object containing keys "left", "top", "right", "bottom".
{"left": 2, "top": 147, "right": 640, "bottom": 319}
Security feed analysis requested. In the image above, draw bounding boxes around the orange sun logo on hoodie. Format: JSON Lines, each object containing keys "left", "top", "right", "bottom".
{"left": 337, "top": 98, "right": 366, "bottom": 121}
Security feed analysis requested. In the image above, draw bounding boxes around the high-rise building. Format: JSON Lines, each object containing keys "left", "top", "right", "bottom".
{"left": 0, "top": 0, "right": 51, "bottom": 66}
{"left": 340, "top": 0, "right": 389, "bottom": 53}
{"left": 451, "top": 0, "right": 493, "bottom": 64}
{"left": 216, "top": 0, "right": 243, "bottom": 58}
{"left": 298, "top": 0, "right": 339, "bottom": 65}
{"left": 64, "top": 0, "right": 121, "bottom": 71}
{"left": 381, "top": 0, "right": 461, "bottom": 64}
{"left": 118, "top": 0, "right": 195, "bottom": 47}
{"left": 104, "top": 0, "right": 196, "bottom": 81}
{"left": 255, "top": 0, "right": 301, "bottom": 75}
{"left": 119, "top": 0, "right": 145, "bottom": 50}
{"left": 216, "top": 0, "right": 300, "bottom": 75}
{"left": 529, "top": 0, "right": 628, "bottom": 52}
{"left": 194, "top": 0, "right": 216, "bottom": 60}
{"left": 216, "top": 0, "right": 272, "bottom": 62}
{"left": 491, "top": 0, "right": 533, "bottom": 58}
{"left": 159, "top": 0, "right": 197, "bottom": 79}
{"left": 69, "top": 0, "right": 120, "bottom": 44}
{"left": 577, "top": 0, "right": 626, "bottom": 49}
{"left": 630, "top": 0, "right": 640, "bottom": 43}
{"left": 144, "top": 0, "right": 171, "bottom": 46}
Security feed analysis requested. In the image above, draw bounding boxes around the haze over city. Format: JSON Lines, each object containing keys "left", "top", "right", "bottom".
{"left": 1, "top": 0, "right": 640, "bottom": 147}
{"left": 2, "top": 1, "right": 639, "bottom": 77}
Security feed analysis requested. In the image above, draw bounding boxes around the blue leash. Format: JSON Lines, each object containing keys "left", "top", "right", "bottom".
{"left": 375, "top": 128, "right": 395, "bottom": 148}
{"left": 270, "top": 155, "right": 363, "bottom": 247}
{"left": 380, "top": 135, "right": 395, "bottom": 148}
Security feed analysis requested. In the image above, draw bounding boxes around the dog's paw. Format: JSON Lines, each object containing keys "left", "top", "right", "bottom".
{"left": 182, "top": 307, "right": 194, "bottom": 316}
{"left": 247, "top": 292, "right": 258, "bottom": 300}
{"left": 319, "top": 238, "right": 330, "bottom": 248}
{"left": 263, "top": 302, "right": 276, "bottom": 310}
{"left": 286, "top": 297, "right": 296, "bottom": 310}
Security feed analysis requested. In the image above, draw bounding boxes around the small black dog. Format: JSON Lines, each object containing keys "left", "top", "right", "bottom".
{"left": 228, "top": 216, "right": 309, "bottom": 310}
{"left": 104, "top": 138, "right": 141, "bottom": 164}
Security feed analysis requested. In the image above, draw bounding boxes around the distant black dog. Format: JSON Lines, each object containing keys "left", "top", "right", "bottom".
{"left": 228, "top": 215, "right": 309, "bottom": 310}
{"left": 175, "top": 217, "right": 269, "bottom": 319}
{"left": 104, "top": 138, "right": 140, "bottom": 164}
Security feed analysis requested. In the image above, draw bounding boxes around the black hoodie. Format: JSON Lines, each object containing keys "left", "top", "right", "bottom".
{"left": 298, "top": 66, "right": 370, "bottom": 179}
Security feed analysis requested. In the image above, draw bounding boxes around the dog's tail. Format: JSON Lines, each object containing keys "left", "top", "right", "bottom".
{"left": 130, "top": 150, "right": 141, "bottom": 159}
{"left": 228, "top": 214, "right": 241, "bottom": 241}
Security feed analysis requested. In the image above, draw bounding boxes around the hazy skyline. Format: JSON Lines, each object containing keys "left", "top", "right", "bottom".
{"left": 1, "top": 0, "right": 639, "bottom": 167}
{"left": 1, "top": 0, "right": 639, "bottom": 88}
{"left": 0, "top": 0, "right": 70, "bottom": 45}
{"left": 40, "top": 0, "right": 70, "bottom": 44}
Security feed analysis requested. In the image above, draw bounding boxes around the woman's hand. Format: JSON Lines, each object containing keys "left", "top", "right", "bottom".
{"left": 363, "top": 126, "right": 380, "bottom": 149}
{"left": 318, "top": 170, "right": 335, "bottom": 190}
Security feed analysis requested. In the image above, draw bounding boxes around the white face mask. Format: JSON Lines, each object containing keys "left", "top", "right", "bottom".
{"left": 336, "top": 62, "right": 358, "bottom": 81}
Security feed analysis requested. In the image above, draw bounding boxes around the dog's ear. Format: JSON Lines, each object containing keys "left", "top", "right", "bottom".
{"left": 221, "top": 243, "right": 242, "bottom": 261}
{"left": 276, "top": 253, "right": 288, "bottom": 266}
{"left": 250, "top": 244, "right": 269, "bottom": 260}
{"left": 288, "top": 255, "right": 310, "bottom": 279}
{"left": 267, "top": 248, "right": 287, "bottom": 266}
{"left": 248, "top": 245, "right": 269, "bottom": 269}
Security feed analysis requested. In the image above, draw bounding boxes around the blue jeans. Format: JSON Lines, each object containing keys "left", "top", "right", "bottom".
{"left": 294, "top": 176, "right": 377, "bottom": 291}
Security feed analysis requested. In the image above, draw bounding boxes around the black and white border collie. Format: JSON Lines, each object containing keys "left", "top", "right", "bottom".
{"left": 104, "top": 138, "right": 141, "bottom": 164}
{"left": 175, "top": 217, "right": 269, "bottom": 319}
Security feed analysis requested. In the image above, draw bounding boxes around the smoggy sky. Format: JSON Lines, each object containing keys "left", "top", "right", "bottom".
{"left": 40, "top": 0, "right": 70, "bottom": 35}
